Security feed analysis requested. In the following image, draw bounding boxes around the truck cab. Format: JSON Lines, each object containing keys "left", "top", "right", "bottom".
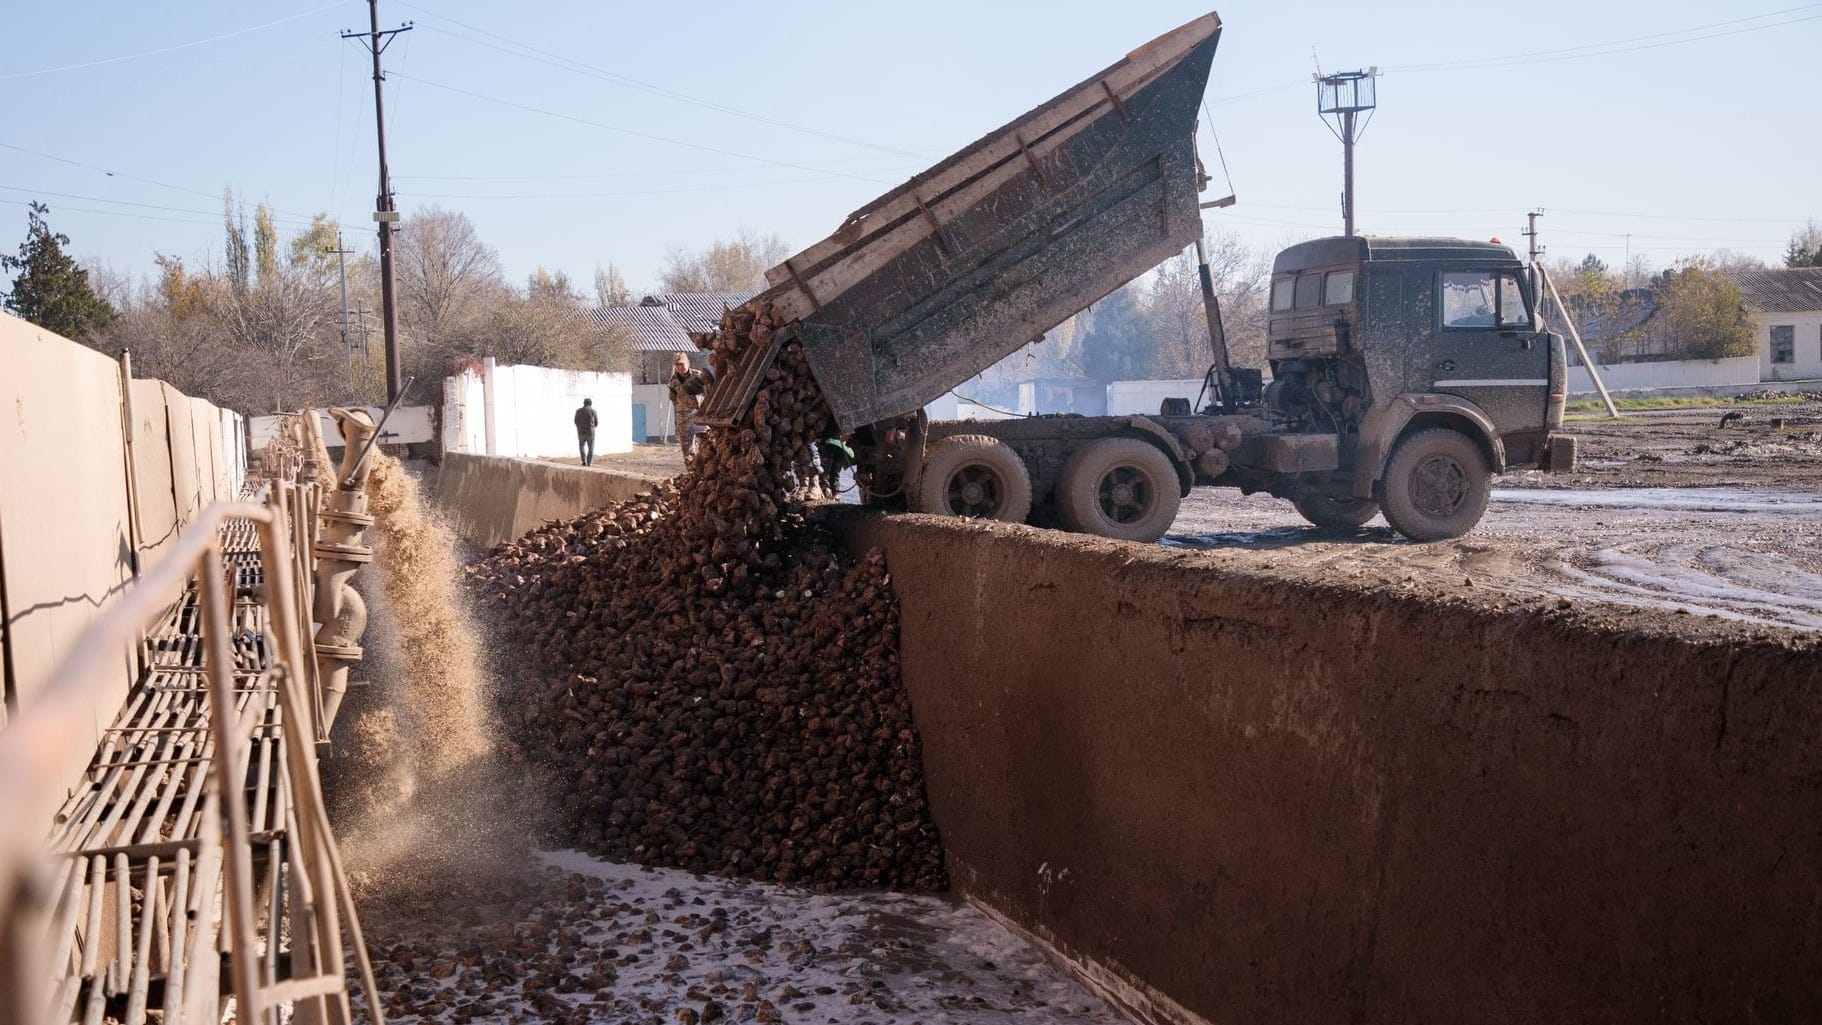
{"left": 1256, "top": 236, "right": 1574, "bottom": 538}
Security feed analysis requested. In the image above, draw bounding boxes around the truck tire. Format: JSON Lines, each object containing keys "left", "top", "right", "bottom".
{"left": 1293, "top": 494, "right": 1380, "bottom": 532}
{"left": 913, "top": 435, "right": 1032, "bottom": 523}
{"left": 1379, "top": 428, "right": 1491, "bottom": 541}
{"left": 1057, "top": 437, "right": 1181, "bottom": 542}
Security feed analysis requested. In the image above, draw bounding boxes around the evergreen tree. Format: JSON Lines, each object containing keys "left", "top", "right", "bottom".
{"left": 223, "top": 190, "right": 251, "bottom": 293}
{"left": 1, "top": 202, "right": 116, "bottom": 338}
{"left": 1786, "top": 220, "right": 1822, "bottom": 268}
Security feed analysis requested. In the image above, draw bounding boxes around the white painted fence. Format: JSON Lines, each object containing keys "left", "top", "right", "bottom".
{"left": 249, "top": 405, "right": 434, "bottom": 452}
{"left": 1570, "top": 356, "right": 1760, "bottom": 395}
{"left": 442, "top": 359, "right": 633, "bottom": 459}
{"left": 1107, "top": 378, "right": 1209, "bottom": 415}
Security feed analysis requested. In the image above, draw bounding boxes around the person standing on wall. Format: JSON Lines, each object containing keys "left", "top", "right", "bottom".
{"left": 668, "top": 353, "right": 711, "bottom": 461}
{"left": 573, "top": 397, "right": 598, "bottom": 467}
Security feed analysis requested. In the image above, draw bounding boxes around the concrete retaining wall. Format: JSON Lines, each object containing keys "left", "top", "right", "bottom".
{"left": 425, "top": 456, "right": 1822, "bottom": 1023}
{"left": 837, "top": 513, "right": 1822, "bottom": 1025}
{"left": 432, "top": 453, "right": 663, "bottom": 549}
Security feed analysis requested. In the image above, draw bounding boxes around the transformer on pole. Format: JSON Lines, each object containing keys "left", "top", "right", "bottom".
{"left": 1316, "top": 68, "right": 1377, "bottom": 237}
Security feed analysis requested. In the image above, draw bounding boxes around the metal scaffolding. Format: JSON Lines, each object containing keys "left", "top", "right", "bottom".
{"left": 0, "top": 481, "right": 383, "bottom": 1025}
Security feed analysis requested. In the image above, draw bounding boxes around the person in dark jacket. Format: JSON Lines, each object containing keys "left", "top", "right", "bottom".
{"left": 574, "top": 398, "right": 598, "bottom": 466}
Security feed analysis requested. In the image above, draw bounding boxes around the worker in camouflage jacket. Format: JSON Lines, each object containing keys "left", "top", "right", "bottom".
{"left": 668, "top": 353, "right": 712, "bottom": 460}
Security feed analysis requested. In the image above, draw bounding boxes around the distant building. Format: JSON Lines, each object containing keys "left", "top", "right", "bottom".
{"left": 1724, "top": 268, "right": 1822, "bottom": 382}
{"left": 1016, "top": 375, "right": 1106, "bottom": 416}
{"left": 1559, "top": 289, "right": 1662, "bottom": 363}
{"left": 581, "top": 304, "right": 693, "bottom": 385}
{"left": 641, "top": 292, "right": 756, "bottom": 348}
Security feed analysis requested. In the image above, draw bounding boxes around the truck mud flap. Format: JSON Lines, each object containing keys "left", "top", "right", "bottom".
{"left": 697, "top": 324, "right": 794, "bottom": 428}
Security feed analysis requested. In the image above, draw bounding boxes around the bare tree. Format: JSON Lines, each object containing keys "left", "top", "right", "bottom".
{"left": 215, "top": 261, "right": 337, "bottom": 411}
{"left": 1143, "top": 232, "right": 1270, "bottom": 376}
{"left": 658, "top": 227, "right": 788, "bottom": 293}
{"left": 393, "top": 205, "right": 506, "bottom": 352}
{"left": 594, "top": 261, "right": 631, "bottom": 306}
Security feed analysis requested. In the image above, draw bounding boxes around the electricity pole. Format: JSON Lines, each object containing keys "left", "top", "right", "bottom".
{"left": 1523, "top": 209, "right": 1544, "bottom": 266}
{"left": 342, "top": 2, "right": 411, "bottom": 404}
{"left": 1316, "top": 69, "right": 1377, "bottom": 237}
{"left": 323, "top": 235, "right": 354, "bottom": 356}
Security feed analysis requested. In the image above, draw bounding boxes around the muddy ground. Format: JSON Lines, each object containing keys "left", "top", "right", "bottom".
{"left": 1169, "top": 403, "right": 1822, "bottom": 633}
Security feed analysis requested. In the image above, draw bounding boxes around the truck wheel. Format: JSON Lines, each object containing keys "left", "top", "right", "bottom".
{"left": 1057, "top": 437, "right": 1182, "bottom": 542}
{"left": 1293, "top": 494, "right": 1380, "bottom": 532}
{"left": 1379, "top": 428, "right": 1491, "bottom": 541}
{"left": 913, "top": 435, "right": 1032, "bottom": 523}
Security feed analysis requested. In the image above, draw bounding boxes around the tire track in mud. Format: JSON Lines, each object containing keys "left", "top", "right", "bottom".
{"left": 1164, "top": 487, "right": 1822, "bottom": 633}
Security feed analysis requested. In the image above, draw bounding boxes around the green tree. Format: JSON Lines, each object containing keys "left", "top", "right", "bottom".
{"left": 223, "top": 190, "right": 251, "bottom": 293}
{"left": 1654, "top": 262, "right": 1752, "bottom": 360}
{"left": 1076, "top": 284, "right": 1152, "bottom": 382}
{"left": 1786, "top": 220, "right": 1822, "bottom": 268}
{"left": 1, "top": 202, "right": 116, "bottom": 338}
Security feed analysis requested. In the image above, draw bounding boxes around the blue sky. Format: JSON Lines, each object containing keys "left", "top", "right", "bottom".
{"left": 4, "top": 0, "right": 1816, "bottom": 296}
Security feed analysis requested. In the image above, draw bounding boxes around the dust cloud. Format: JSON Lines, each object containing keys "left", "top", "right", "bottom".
{"left": 332, "top": 454, "right": 532, "bottom": 900}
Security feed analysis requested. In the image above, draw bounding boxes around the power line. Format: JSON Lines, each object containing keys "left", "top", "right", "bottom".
{"left": 396, "top": 2, "right": 930, "bottom": 160}
{"left": 0, "top": 141, "right": 330, "bottom": 226}
{"left": 393, "top": 154, "right": 914, "bottom": 183}
{"left": 387, "top": 71, "right": 898, "bottom": 185}
{"left": 0, "top": 184, "right": 322, "bottom": 228}
{"left": 1388, "top": 4, "right": 1822, "bottom": 73}
{"left": 398, "top": 172, "right": 886, "bottom": 201}
{"left": 0, "top": 1, "right": 348, "bottom": 81}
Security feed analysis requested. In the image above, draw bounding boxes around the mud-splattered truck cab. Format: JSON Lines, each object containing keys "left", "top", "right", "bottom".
{"left": 1259, "top": 236, "right": 1577, "bottom": 539}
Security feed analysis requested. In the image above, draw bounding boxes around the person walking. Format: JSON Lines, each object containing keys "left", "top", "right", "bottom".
{"left": 668, "top": 353, "right": 711, "bottom": 461}
{"left": 573, "top": 397, "right": 598, "bottom": 466}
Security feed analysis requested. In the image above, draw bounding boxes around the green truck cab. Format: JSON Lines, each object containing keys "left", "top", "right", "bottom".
{"left": 1239, "top": 235, "right": 1577, "bottom": 539}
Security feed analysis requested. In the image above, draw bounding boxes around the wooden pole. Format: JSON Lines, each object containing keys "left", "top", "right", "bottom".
{"left": 1539, "top": 265, "right": 1620, "bottom": 419}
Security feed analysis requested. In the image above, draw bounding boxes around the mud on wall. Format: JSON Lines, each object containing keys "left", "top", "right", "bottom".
{"left": 837, "top": 512, "right": 1822, "bottom": 1025}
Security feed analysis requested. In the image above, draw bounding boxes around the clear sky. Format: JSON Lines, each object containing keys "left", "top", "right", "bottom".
{"left": 4, "top": 0, "right": 1816, "bottom": 297}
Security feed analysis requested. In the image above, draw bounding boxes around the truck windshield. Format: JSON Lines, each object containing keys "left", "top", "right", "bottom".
{"left": 1271, "top": 276, "right": 1294, "bottom": 312}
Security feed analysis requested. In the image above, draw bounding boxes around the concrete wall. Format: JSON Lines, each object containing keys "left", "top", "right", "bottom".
{"left": 249, "top": 405, "right": 434, "bottom": 452}
{"left": 432, "top": 453, "right": 664, "bottom": 549}
{"left": 632, "top": 383, "right": 676, "bottom": 442}
{"left": 1569, "top": 355, "right": 1761, "bottom": 396}
{"left": 1106, "top": 378, "right": 1208, "bottom": 415}
{"left": 442, "top": 361, "right": 634, "bottom": 459}
{"left": 0, "top": 313, "right": 243, "bottom": 784}
{"left": 835, "top": 513, "right": 1822, "bottom": 1025}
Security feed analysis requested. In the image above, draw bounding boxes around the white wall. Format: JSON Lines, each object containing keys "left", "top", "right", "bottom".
{"left": 632, "top": 383, "right": 676, "bottom": 441}
{"left": 250, "top": 405, "right": 434, "bottom": 452}
{"left": 443, "top": 362, "right": 634, "bottom": 459}
{"left": 1569, "top": 356, "right": 1762, "bottom": 395}
{"left": 1107, "top": 378, "right": 1209, "bottom": 415}
{"left": 1754, "top": 312, "right": 1822, "bottom": 383}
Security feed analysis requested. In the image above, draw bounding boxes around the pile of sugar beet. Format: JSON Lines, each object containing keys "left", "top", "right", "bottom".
{"left": 467, "top": 301, "right": 946, "bottom": 891}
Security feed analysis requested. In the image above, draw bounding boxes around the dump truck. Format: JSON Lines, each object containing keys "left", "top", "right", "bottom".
{"left": 702, "top": 11, "right": 1577, "bottom": 542}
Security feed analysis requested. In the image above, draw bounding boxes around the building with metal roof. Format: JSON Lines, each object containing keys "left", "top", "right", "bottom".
{"left": 640, "top": 292, "right": 757, "bottom": 341}
{"left": 1724, "top": 268, "right": 1822, "bottom": 382}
